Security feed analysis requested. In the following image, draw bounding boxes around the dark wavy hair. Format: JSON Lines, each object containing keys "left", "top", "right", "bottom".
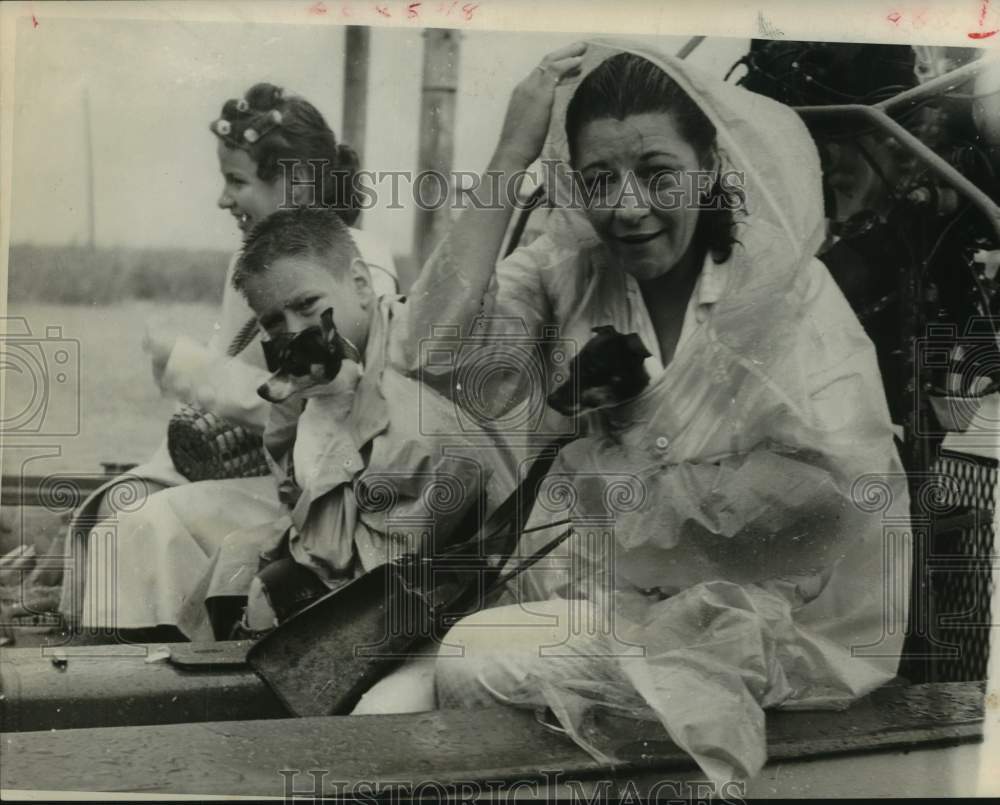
{"left": 565, "top": 53, "right": 741, "bottom": 263}
{"left": 211, "top": 82, "right": 362, "bottom": 226}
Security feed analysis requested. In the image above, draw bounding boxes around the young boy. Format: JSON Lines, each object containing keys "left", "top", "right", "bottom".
{"left": 177, "top": 208, "right": 518, "bottom": 639}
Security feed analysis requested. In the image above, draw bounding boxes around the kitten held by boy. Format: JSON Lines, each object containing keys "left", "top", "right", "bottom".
{"left": 178, "top": 208, "right": 519, "bottom": 638}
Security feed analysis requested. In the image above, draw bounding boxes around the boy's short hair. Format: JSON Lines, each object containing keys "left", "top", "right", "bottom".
{"left": 233, "top": 207, "right": 361, "bottom": 293}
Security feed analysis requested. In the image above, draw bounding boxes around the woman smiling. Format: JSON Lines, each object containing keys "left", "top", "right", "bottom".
{"left": 395, "top": 39, "right": 912, "bottom": 783}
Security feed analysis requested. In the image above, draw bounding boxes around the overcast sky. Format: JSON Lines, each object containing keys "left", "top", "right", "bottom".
{"left": 10, "top": 15, "right": 748, "bottom": 257}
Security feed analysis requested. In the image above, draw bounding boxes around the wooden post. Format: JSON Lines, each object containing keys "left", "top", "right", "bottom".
{"left": 413, "top": 28, "right": 461, "bottom": 268}
{"left": 82, "top": 89, "right": 96, "bottom": 249}
{"left": 676, "top": 36, "right": 705, "bottom": 60}
{"left": 341, "top": 26, "right": 370, "bottom": 164}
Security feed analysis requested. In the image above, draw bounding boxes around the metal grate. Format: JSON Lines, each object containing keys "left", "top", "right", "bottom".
{"left": 928, "top": 515, "right": 995, "bottom": 682}
{"left": 902, "top": 451, "right": 996, "bottom": 683}
{"left": 935, "top": 450, "right": 998, "bottom": 513}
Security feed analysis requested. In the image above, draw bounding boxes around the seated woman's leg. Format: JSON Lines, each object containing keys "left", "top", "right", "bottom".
{"left": 434, "top": 598, "right": 618, "bottom": 709}
{"left": 347, "top": 599, "right": 604, "bottom": 715}
{"left": 350, "top": 647, "right": 440, "bottom": 715}
{"left": 339, "top": 595, "right": 628, "bottom": 715}
{"left": 59, "top": 474, "right": 180, "bottom": 628}
{"left": 93, "top": 479, "right": 171, "bottom": 523}
{"left": 79, "top": 476, "right": 281, "bottom": 633}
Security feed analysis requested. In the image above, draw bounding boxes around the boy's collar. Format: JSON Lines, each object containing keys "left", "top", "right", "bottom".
{"left": 347, "top": 296, "right": 399, "bottom": 449}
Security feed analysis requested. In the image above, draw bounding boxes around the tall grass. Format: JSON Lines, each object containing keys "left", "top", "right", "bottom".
{"left": 8, "top": 243, "right": 418, "bottom": 304}
{"left": 7, "top": 244, "right": 232, "bottom": 305}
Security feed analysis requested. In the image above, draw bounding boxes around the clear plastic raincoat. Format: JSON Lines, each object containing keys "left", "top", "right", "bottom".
{"left": 427, "top": 39, "right": 913, "bottom": 784}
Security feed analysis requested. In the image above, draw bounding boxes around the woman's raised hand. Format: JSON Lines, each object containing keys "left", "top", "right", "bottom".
{"left": 403, "top": 43, "right": 585, "bottom": 362}
{"left": 493, "top": 42, "right": 587, "bottom": 169}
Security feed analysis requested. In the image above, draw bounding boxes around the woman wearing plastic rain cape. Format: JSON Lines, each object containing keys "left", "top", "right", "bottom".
{"left": 423, "top": 39, "right": 913, "bottom": 785}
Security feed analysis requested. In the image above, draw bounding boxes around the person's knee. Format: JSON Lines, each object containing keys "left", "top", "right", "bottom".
{"left": 94, "top": 479, "right": 170, "bottom": 522}
{"left": 351, "top": 656, "right": 438, "bottom": 715}
{"left": 434, "top": 600, "right": 583, "bottom": 707}
{"left": 434, "top": 650, "right": 493, "bottom": 707}
{"left": 434, "top": 609, "right": 521, "bottom": 707}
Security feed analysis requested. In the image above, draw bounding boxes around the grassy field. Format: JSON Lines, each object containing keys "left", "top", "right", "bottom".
{"left": 7, "top": 244, "right": 230, "bottom": 306}
{"left": 3, "top": 300, "right": 219, "bottom": 477}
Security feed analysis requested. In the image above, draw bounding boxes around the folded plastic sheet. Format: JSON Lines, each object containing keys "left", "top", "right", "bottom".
{"left": 487, "top": 580, "right": 898, "bottom": 784}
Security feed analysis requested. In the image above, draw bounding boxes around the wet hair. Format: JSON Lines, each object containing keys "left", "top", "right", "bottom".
{"left": 565, "top": 53, "right": 740, "bottom": 263}
{"left": 211, "top": 82, "right": 362, "bottom": 226}
{"left": 233, "top": 208, "right": 360, "bottom": 294}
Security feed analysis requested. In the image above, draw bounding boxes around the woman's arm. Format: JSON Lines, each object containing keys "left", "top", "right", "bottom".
{"left": 619, "top": 448, "right": 854, "bottom": 585}
{"left": 145, "top": 254, "right": 273, "bottom": 430}
{"left": 158, "top": 337, "right": 272, "bottom": 430}
{"left": 557, "top": 328, "right": 902, "bottom": 592}
{"left": 401, "top": 43, "right": 586, "bottom": 369}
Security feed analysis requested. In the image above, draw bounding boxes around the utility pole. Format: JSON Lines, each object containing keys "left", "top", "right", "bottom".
{"left": 413, "top": 28, "right": 461, "bottom": 268}
{"left": 341, "top": 26, "right": 370, "bottom": 164}
{"left": 82, "top": 89, "right": 96, "bottom": 249}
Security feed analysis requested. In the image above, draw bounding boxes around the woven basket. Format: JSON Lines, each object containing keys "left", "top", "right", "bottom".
{"left": 168, "top": 404, "right": 270, "bottom": 482}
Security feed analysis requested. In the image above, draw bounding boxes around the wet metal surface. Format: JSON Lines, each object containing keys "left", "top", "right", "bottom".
{"left": 0, "top": 681, "right": 984, "bottom": 798}
{"left": 1, "top": 641, "right": 286, "bottom": 732}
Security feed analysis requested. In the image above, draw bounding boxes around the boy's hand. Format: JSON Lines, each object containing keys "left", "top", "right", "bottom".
{"left": 143, "top": 328, "right": 177, "bottom": 391}
{"left": 245, "top": 576, "right": 279, "bottom": 633}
